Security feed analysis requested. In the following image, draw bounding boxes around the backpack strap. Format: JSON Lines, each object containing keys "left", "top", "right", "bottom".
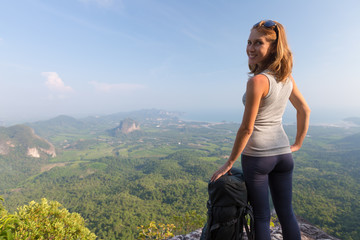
{"left": 235, "top": 207, "right": 242, "bottom": 240}
{"left": 205, "top": 200, "right": 212, "bottom": 240}
{"left": 209, "top": 217, "right": 239, "bottom": 231}
{"left": 241, "top": 205, "right": 255, "bottom": 240}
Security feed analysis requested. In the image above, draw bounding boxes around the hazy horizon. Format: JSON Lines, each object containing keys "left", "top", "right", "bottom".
{"left": 1, "top": 1, "right": 359, "bottom": 126}
{"left": 1, "top": 106, "right": 358, "bottom": 127}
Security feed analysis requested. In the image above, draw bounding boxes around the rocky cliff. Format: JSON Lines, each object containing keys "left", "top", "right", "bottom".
{"left": 0, "top": 125, "right": 56, "bottom": 158}
{"left": 109, "top": 118, "right": 141, "bottom": 136}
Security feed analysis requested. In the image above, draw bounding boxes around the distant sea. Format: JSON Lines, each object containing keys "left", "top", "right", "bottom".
{"left": 181, "top": 108, "right": 357, "bottom": 126}
{"left": 181, "top": 109, "right": 243, "bottom": 123}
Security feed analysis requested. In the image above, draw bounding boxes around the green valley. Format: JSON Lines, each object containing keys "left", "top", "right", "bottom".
{"left": 1, "top": 110, "right": 360, "bottom": 239}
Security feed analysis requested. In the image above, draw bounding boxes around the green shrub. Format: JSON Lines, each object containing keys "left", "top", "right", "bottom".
{"left": 0, "top": 197, "right": 96, "bottom": 240}
{"left": 137, "top": 221, "right": 176, "bottom": 239}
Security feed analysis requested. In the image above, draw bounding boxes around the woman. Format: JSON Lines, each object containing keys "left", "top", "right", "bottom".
{"left": 211, "top": 20, "right": 310, "bottom": 240}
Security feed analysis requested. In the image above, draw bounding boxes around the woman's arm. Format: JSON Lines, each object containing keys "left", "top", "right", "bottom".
{"left": 289, "top": 76, "right": 311, "bottom": 152}
{"left": 210, "top": 74, "right": 269, "bottom": 182}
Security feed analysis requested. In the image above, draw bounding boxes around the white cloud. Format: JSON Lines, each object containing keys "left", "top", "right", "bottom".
{"left": 89, "top": 81, "right": 145, "bottom": 92}
{"left": 42, "top": 72, "right": 74, "bottom": 92}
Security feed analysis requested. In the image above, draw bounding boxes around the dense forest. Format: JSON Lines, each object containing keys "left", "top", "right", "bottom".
{"left": 1, "top": 110, "right": 359, "bottom": 239}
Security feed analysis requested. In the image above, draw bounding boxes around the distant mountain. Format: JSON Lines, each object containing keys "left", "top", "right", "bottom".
{"left": 106, "top": 109, "right": 182, "bottom": 122}
{"left": 108, "top": 118, "right": 141, "bottom": 136}
{"left": 26, "top": 115, "right": 88, "bottom": 138}
{"left": 0, "top": 124, "right": 55, "bottom": 158}
{"left": 20, "top": 110, "right": 182, "bottom": 145}
{"left": 0, "top": 125, "right": 56, "bottom": 190}
{"left": 82, "top": 109, "right": 182, "bottom": 126}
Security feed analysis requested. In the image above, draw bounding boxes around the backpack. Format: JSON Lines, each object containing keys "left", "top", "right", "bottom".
{"left": 200, "top": 168, "right": 254, "bottom": 240}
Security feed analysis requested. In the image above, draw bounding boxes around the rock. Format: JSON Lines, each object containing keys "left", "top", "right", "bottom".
{"left": 109, "top": 118, "right": 140, "bottom": 136}
{"left": 168, "top": 229, "right": 202, "bottom": 240}
{"left": 167, "top": 216, "right": 340, "bottom": 240}
{"left": 27, "top": 147, "right": 40, "bottom": 158}
{"left": 297, "top": 216, "right": 340, "bottom": 240}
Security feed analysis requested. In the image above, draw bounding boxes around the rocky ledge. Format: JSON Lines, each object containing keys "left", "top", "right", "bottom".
{"left": 168, "top": 216, "right": 340, "bottom": 240}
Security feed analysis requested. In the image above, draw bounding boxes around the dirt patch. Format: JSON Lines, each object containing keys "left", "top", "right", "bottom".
{"left": 10, "top": 188, "right": 23, "bottom": 193}
{"left": 41, "top": 162, "right": 67, "bottom": 173}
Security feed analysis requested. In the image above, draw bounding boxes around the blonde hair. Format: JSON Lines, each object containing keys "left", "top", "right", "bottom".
{"left": 249, "top": 20, "right": 293, "bottom": 82}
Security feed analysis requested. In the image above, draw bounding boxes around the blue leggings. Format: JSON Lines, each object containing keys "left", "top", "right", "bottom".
{"left": 241, "top": 153, "right": 301, "bottom": 240}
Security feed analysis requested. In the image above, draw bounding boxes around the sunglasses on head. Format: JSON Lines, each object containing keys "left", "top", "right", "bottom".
{"left": 253, "top": 20, "right": 278, "bottom": 38}
{"left": 253, "top": 20, "right": 276, "bottom": 28}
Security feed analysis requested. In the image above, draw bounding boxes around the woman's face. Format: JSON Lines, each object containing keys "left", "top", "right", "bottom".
{"left": 247, "top": 29, "right": 274, "bottom": 66}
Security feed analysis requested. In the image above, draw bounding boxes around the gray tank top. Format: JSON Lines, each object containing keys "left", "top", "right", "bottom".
{"left": 242, "top": 71, "right": 293, "bottom": 157}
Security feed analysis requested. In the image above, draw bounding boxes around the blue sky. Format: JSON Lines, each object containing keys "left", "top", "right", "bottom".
{"left": 1, "top": 0, "right": 359, "bottom": 124}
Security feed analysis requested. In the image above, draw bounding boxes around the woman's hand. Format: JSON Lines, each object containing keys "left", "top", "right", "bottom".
{"left": 290, "top": 144, "right": 301, "bottom": 152}
{"left": 210, "top": 161, "right": 233, "bottom": 182}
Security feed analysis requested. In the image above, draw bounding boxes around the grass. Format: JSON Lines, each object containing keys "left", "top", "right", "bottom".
{"left": 50, "top": 143, "right": 114, "bottom": 163}
{"left": 128, "top": 145, "right": 178, "bottom": 158}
